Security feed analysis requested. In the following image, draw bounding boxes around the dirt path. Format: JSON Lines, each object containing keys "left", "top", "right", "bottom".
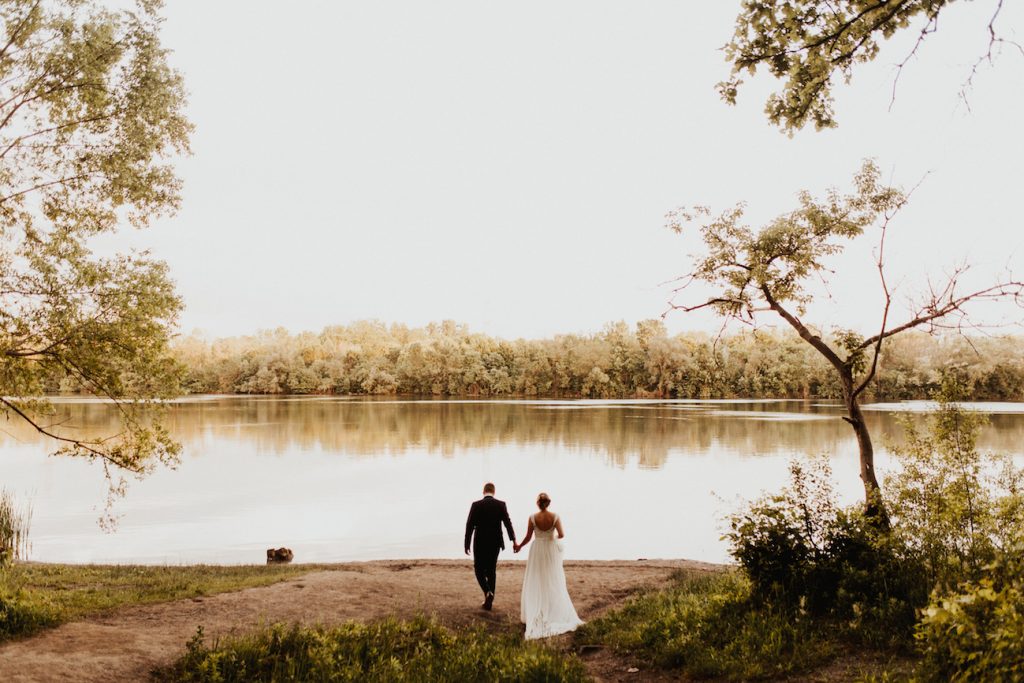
{"left": 0, "top": 559, "right": 720, "bottom": 682}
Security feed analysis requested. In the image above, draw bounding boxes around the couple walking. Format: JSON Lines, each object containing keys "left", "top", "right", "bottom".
{"left": 464, "top": 482, "right": 584, "bottom": 639}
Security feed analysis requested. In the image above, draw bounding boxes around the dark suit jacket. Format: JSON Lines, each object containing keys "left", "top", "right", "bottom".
{"left": 465, "top": 495, "right": 516, "bottom": 553}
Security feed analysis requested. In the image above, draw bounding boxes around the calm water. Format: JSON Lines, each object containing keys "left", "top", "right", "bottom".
{"left": 4, "top": 397, "right": 1024, "bottom": 564}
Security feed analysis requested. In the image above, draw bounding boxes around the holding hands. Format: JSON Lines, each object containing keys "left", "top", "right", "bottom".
{"left": 513, "top": 543, "right": 521, "bottom": 553}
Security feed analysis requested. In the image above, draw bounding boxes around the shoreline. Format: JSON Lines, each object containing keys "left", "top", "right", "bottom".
{"left": 14, "top": 557, "right": 731, "bottom": 567}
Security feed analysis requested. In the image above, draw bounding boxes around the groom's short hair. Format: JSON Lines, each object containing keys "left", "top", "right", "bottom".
{"left": 483, "top": 482, "right": 496, "bottom": 494}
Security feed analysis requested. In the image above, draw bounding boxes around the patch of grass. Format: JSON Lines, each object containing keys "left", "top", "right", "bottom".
{"left": 155, "top": 616, "right": 590, "bottom": 682}
{"left": 0, "top": 563, "right": 324, "bottom": 642}
{"left": 577, "top": 569, "right": 835, "bottom": 680}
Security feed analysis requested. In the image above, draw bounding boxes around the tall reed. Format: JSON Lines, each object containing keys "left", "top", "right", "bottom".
{"left": 0, "top": 489, "right": 32, "bottom": 566}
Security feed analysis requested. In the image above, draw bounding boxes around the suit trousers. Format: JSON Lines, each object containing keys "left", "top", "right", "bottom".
{"left": 473, "top": 545, "right": 500, "bottom": 595}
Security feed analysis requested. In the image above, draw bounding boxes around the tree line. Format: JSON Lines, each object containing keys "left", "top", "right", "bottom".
{"left": 84, "top": 320, "right": 1023, "bottom": 401}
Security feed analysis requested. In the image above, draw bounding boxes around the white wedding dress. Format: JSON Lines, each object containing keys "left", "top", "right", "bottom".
{"left": 520, "top": 513, "right": 584, "bottom": 639}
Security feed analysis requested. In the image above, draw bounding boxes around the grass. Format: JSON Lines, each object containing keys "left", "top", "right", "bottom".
{"left": 576, "top": 568, "right": 838, "bottom": 681}
{"left": 155, "top": 615, "right": 590, "bottom": 682}
{"left": 0, "top": 563, "right": 325, "bottom": 642}
{"left": 0, "top": 489, "right": 32, "bottom": 565}
{"left": 577, "top": 568, "right": 920, "bottom": 681}
{"left": 0, "top": 562, "right": 919, "bottom": 681}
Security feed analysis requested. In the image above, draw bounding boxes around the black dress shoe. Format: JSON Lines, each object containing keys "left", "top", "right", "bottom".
{"left": 483, "top": 592, "right": 494, "bottom": 610}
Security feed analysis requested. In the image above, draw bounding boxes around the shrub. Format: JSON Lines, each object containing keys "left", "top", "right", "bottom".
{"left": 157, "top": 616, "right": 589, "bottom": 682}
{"left": 885, "top": 381, "right": 1024, "bottom": 591}
{"left": 915, "top": 546, "right": 1024, "bottom": 682}
{"left": 724, "top": 457, "right": 926, "bottom": 644}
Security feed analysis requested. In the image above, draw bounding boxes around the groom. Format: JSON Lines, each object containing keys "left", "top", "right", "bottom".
{"left": 464, "top": 482, "right": 516, "bottom": 610}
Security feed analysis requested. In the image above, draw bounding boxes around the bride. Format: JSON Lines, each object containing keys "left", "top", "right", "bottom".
{"left": 513, "top": 492, "right": 584, "bottom": 639}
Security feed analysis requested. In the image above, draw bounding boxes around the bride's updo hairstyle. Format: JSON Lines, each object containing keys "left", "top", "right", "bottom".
{"left": 537, "top": 493, "right": 551, "bottom": 510}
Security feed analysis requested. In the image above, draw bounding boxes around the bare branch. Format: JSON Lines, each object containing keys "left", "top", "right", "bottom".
{"left": 853, "top": 171, "right": 925, "bottom": 397}
{"left": 856, "top": 278, "right": 1024, "bottom": 352}
{"left": 888, "top": 7, "right": 943, "bottom": 112}
{"left": 853, "top": 213, "right": 892, "bottom": 398}
{"left": 961, "top": 0, "right": 1024, "bottom": 102}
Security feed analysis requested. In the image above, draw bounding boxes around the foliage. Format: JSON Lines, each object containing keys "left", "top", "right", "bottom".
{"left": 157, "top": 616, "right": 589, "bottom": 683}
{"left": 915, "top": 544, "right": 1024, "bottom": 682}
{"left": 725, "top": 457, "right": 926, "bottom": 645}
{"left": 162, "top": 321, "right": 1024, "bottom": 401}
{"left": 671, "top": 160, "right": 908, "bottom": 511}
{"left": 0, "top": 563, "right": 318, "bottom": 641}
{"left": 0, "top": 489, "right": 31, "bottom": 566}
{"left": 719, "top": 0, "right": 1012, "bottom": 132}
{"left": 718, "top": 395, "right": 1024, "bottom": 676}
{"left": 0, "top": 0, "right": 191, "bottom": 498}
{"left": 886, "top": 378, "right": 1024, "bottom": 591}
{"left": 672, "top": 160, "right": 903, "bottom": 321}
{"left": 671, "top": 159, "right": 1024, "bottom": 514}
{"left": 577, "top": 569, "right": 833, "bottom": 680}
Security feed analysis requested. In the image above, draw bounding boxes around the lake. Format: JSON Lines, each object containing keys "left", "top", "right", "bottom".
{"left": 4, "top": 397, "right": 1024, "bottom": 565}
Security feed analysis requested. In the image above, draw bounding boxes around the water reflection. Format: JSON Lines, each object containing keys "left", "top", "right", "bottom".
{"left": 4, "top": 397, "right": 1024, "bottom": 564}
{"left": 3, "top": 397, "right": 1024, "bottom": 469}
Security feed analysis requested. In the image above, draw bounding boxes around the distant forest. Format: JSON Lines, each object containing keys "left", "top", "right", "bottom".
{"left": 154, "top": 320, "right": 1024, "bottom": 401}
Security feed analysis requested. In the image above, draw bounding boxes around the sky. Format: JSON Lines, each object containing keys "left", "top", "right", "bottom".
{"left": 105, "top": 1, "right": 1024, "bottom": 341}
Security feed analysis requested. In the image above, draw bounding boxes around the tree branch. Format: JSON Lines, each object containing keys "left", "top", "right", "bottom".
{"left": 960, "top": 0, "right": 1024, "bottom": 107}
{"left": 853, "top": 213, "right": 893, "bottom": 398}
{"left": 761, "top": 285, "right": 846, "bottom": 371}
{"left": 0, "top": 0, "right": 42, "bottom": 65}
{"left": 0, "top": 397, "right": 145, "bottom": 474}
{"left": 856, "top": 278, "right": 1024, "bottom": 352}
{"left": 0, "top": 172, "right": 97, "bottom": 206}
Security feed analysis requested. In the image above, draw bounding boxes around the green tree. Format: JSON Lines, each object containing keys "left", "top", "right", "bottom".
{"left": 719, "top": 0, "right": 1016, "bottom": 132}
{"left": 669, "top": 160, "right": 1024, "bottom": 523}
{"left": 0, "top": 0, "right": 191, "bottom": 508}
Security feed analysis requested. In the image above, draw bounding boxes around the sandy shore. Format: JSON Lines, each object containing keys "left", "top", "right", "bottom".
{"left": 0, "top": 559, "right": 722, "bottom": 683}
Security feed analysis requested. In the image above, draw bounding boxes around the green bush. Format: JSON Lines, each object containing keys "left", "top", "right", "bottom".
{"left": 584, "top": 383, "right": 1024, "bottom": 680}
{"left": 578, "top": 570, "right": 832, "bottom": 680}
{"left": 157, "top": 616, "right": 589, "bottom": 682}
{"left": 886, "top": 381, "right": 1024, "bottom": 591}
{"left": 724, "top": 458, "right": 925, "bottom": 645}
{"left": 914, "top": 546, "right": 1024, "bottom": 682}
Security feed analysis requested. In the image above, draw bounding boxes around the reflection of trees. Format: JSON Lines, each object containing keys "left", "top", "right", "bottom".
{"left": 3, "top": 400, "right": 1024, "bottom": 470}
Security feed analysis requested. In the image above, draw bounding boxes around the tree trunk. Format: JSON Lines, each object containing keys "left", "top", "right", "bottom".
{"left": 842, "top": 377, "right": 890, "bottom": 529}
{"left": 761, "top": 289, "right": 891, "bottom": 527}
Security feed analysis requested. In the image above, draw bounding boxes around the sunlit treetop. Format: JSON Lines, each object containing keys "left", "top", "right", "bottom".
{"left": 0, "top": 0, "right": 191, "bottom": 236}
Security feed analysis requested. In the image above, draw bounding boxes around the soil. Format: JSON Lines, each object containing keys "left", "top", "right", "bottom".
{"left": 0, "top": 559, "right": 722, "bottom": 683}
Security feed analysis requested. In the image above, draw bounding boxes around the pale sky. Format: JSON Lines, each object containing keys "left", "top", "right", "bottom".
{"left": 104, "top": 1, "right": 1024, "bottom": 340}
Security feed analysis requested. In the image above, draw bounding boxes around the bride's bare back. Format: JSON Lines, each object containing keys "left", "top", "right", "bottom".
{"left": 515, "top": 493, "right": 565, "bottom": 553}
{"left": 530, "top": 510, "right": 563, "bottom": 536}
